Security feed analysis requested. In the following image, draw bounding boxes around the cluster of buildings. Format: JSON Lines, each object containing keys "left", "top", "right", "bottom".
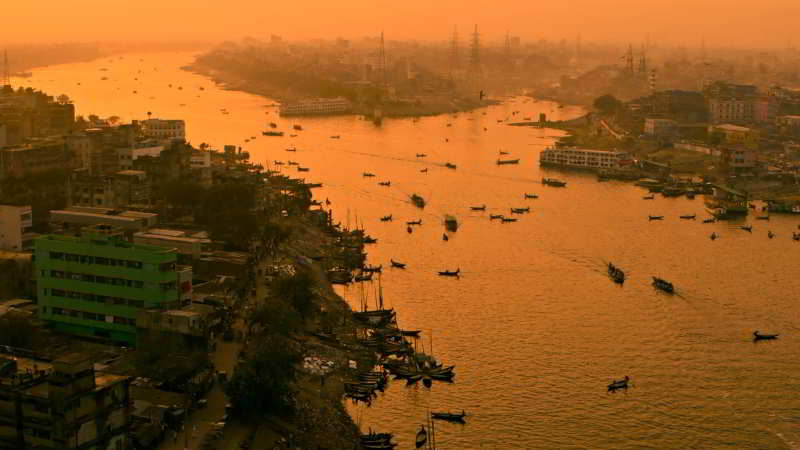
{"left": 0, "top": 83, "right": 280, "bottom": 447}
{"left": 631, "top": 81, "right": 800, "bottom": 176}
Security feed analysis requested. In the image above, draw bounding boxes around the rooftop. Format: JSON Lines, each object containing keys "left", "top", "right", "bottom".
{"left": 715, "top": 124, "right": 752, "bottom": 132}
{"left": 36, "top": 233, "right": 176, "bottom": 254}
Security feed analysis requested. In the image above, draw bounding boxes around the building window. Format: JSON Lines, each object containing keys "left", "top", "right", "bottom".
{"left": 129, "top": 300, "right": 144, "bottom": 308}
{"left": 49, "top": 252, "right": 64, "bottom": 260}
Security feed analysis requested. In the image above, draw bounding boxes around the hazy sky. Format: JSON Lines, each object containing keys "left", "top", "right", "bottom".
{"left": 2, "top": 0, "right": 796, "bottom": 48}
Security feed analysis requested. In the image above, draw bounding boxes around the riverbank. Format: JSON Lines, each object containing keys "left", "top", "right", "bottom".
{"left": 185, "top": 63, "right": 498, "bottom": 118}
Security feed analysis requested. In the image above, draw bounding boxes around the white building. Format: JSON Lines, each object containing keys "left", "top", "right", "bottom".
{"left": 0, "top": 205, "right": 34, "bottom": 251}
{"left": 279, "top": 97, "right": 352, "bottom": 116}
{"left": 140, "top": 119, "right": 186, "bottom": 141}
{"left": 539, "top": 148, "right": 632, "bottom": 170}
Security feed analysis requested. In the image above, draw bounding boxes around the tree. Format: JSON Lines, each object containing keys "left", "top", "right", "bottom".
{"left": 225, "top": 335, "right": 300, "bottom": 416}
{"left": 593, "top": 94, "right": 622, "bottom": 115}
{"left": 272, "top": 271, "right": 316, "bottom": 321}
{"left": 249, "top": 298, "right": 301, "bottom": 336}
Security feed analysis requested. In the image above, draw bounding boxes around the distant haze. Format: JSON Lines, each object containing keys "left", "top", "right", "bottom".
{"left": 2, "top": 0, "right": 797, "bottom": 48}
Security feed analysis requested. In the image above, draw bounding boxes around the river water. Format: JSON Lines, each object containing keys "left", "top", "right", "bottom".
{"left": 17, "top": 52, "right": 800, "bottom": 449}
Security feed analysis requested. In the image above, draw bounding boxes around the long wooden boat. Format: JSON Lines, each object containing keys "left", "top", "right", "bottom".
{"left": 445, "top": 162, "right": 457, "bottom": 169}
{"left": 415, "top": 426, "right": 427, "bottom": 449}
{"left": 380, "top": 215, "right": 392, "bottom": 222}
{"left": 438, "top": 268, "right": 460, "bottom": 277}
{"left": 679, "top": 214, "right": 696, "bottom": 220}
{"left": 390, "top": 259, "right": 406, "bottom": 269}
{"left": 753, "top": 331, "right": 779, "bottom": 341}
{"left": 489, "top": 214, "right": 504, "bottom": 220}
{"left": 542, "top": 177, "right": 567, "bottom": 187}
{"left": 497, "top": 158, "right": 520, "bottom": 165}
{"left": 501, "top": 217, "right": 517, "bottom": 223}
{"left": 648, "top": 215, "right": 664, "bottom": 221}
{"left": 524, "top": 193, "right": 538, "bottom": 199}
{"left": 407, "top": 219, "right": 422, "bottom": 226}
{"left": 431, "top": 411, "right": 467, "bottom": 423}
{"left": 652, "top": 277, "right": 674, "bottom": 293}
{"left": 470, "top": 205, "right": 486, "bottom": 211}
{"left": 378, "top": 181, "right": 391, "bottom": 186}
{"left": 363, "top": 172, "right": 376, "bottom": 177}
{"left": 608, "top": 376, "right": 629, "bottom": 391}
{"left": 511, "top": 207, "right": 530, "bottom": 214}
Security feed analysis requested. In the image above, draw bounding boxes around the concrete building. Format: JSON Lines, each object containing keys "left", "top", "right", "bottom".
{"left": 133, "top": 229, "right": 211, "bottom": 263}
{"left": 140, "top": 119, "right": 185, "bottom": 142}
{"left": 35, "top": 233, "right": 180, "bottom": 344}
{"left": 117, "top": 145, "right": 164, "bottom": 171}
{"left": 776, "top": 115, "right": 800, "bottom": 129}
{"left": 68, "top": 170, "right": 151, "bottom": 208}
{"left": 709, "top": 124, "right": 759, "bottom": 148}
{"left": 721, "top": 146, "right": 757, "bottom": 172}
{"left": 50, "top": 207, "right": 157, "bottom": 233}
{"left": 0, "top": 205, "right": 33, "bottom": 251}
{"left": 644, "top": 118, "right": 677, "bottom": 136}
{"left": 0, "top": 139, "right": 70, "bottom": 178}
{"left": 279, "top": 97, "right": 352, "bottom": 115}
{"left": 189, "top": 150, "right": 211, "bottom": 169}
{"left": 0, "top": 352, "right": 131, "bottom": 450}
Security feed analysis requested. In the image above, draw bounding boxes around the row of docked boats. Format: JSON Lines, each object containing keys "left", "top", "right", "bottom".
{"left": 360, "top": 431, "right": 396, "bottom": 450}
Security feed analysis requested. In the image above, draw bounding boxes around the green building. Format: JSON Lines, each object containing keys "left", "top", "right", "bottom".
{"left": 35, "top": 234, "right": 179, "bottom": 344}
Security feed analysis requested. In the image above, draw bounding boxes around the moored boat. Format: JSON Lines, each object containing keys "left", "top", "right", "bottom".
{"left": 541, "top": 177, "right": 567, "bottom": 187}
{"left": 407, "top": 219, "right": 422, "bottom": 226}
{"left": 679, "top": 214, "right": 696, "bottom": 220}
{"left": 445, "top": 162, "right": 457, "bottom": 169}
{"left": 740, "top": 225, "right": 752, "bottom": 232}
{"left": 470, "top": 205, "right": 486, "bottom": 211}
{"left": 380, "top": 215, "right": 393, "bottom": 222}
{"left": 444, "top": 215, "right": 459, "bottom": 232}
{"left": 510, "top": 207, "right": 530, "bottom": 214}
{"left": 643, "top": 195, "right": 655, "bottom": 200}
{"left": 703, "top": 218, "right": 716, "bottom": 223}
{"left": 263, "top": 131, "right": 284, "bottom": 136}
{"left": 648, "top": 215, "right": 664, "bottom": 221}
{"left": 607, "top": 263, "right": 625, "bottom": 284}
{"left": 501, "top": 217, "right": 518, "bottom": 223}
{"left": 378, "top": 181, "right": 391, "bottom": 186}
{"left": 524, "top": 193, "right": 538, "bottom": 199}
{"left": 410, "top": 194, "right": 426, "bottom": 209}
{"left": 431, "top": 411, "right": 467, "bottom": 423}
{"left": 497, "top": 158, "right": 520, "bottom": 165}
{"left": 363, "top": 172, "right": 376, "bottom": 177}
{"left": 416, "top": 153, "right": 427, "bottom": 158}
{"left": 489, "top": 214, "right": 504, "bottom": 220}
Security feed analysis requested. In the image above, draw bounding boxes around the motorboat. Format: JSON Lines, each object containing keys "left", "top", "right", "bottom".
{"left": 608, "top": 376, "right": 630, "bottom": 392}
{"left": 416, "top": 153, "right": 427, "bottom": 158}
{"left": 380, "top": 215, "right": 393, "bottom": 222}
{"left": 431, "top": 411, "right": 467, "bottom": 423}
{"left": 511, "top": 207, "right": 530, "bottom": 214}
{"left": 378, "top": 181, "right": 391, "bottom": 186}
{"left": 679, "top": 214, "right": 696, "bottom": 220}
{"left": 607, "top": 263, "right": 625, "bottom": 284}
{"left": 541, "top": 178, "right": 567, "bottom": 187}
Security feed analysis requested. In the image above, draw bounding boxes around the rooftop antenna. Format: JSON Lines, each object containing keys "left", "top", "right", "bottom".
{"left": 2, "top": 50, "right": 10, "bottom": 89}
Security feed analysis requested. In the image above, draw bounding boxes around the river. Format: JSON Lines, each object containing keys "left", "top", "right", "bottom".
{"left": 16, "top": 52, "right": 800, "bottom": 450}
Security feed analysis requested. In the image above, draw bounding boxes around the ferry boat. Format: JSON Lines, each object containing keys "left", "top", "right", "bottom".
{"left": 541, "top": 178, "right": 567, "bottom": 187}
{"left": 539, "top": 147, "right": 632, "bottom": 171}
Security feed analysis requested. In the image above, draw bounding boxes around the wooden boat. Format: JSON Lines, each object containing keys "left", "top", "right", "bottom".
{"left": 768, "top": 231, "right": 775, "bottom": 239}
{"left": 363, "top": 172, "right": 376, "bottom": 177}
{"left": 679, "top": 214, "right": 696, "bottom": 220}
{"left": 648, "top": 215, "right": 664, "bottom": 221}
{"left": 438, "top": 268, "right": 460, "bottom": 277}
{"left": 444, "top": 215, "right": 459, "bottom": 232}
{"left": 499, "top": 150, "right": 510, "bottom": 155}
{"left": 497, "top": 158, "right": 520, "bottom": 165}
{"left": 354, "top": 272, "right": 373, "bottom": 282}
{"left": 330, "top": 135, "right": 341, "bottom": 139}
{"left": 297, "top": 167, "right": 309, "bottom": 172}
{"left": 287, "top": 161, "right": 298, "bottom": 166}
{"left": 380, "top": 215, "right": 392, "bottom": 222}
{"left": 431, "top": 411, "right": 467, "bottom": 423}
{"left": 378, "top": 181, "right": 391, "bottom": 186}
{"left": 643, "top": 195, "right": 655, "bottom": 200}
{"left": 740, "top": 225, "right": 752, "bottom": 232}
{"left": 443, "top": 233, "right": 449, "bottom": 241}
{"left": 269, "top": 122, "right": 277, "bottom": 128}
{"left": 501, "top": 217, "right": 518, "bottom": 223}
{"left": 470, "top": 205, "right": 486, "bottom": 211}
{"left": 273, "top": 160, "right": 284, "bottom": 165}
{"left": 285, "top": 147, "right": 296, "bottom": 152}
{"left": 710, "top": 232, "right": 718, "bottom": 241}
{"left": 263, "top": 131, "right": 284, "bottom": 136}
{"left": 510, "top": 207, "right": 530, "bottom": 214}
{"left": 607, "top": 263, "right": 625, "bottom": 284}
{"left": 363, "top": 264, "right": 382, "bottom": 273}
{"left": 293, "top": 124, "right": 302, "bottom": 130}
{"left": 416, "top": 153, "right": 427, "bottom": 158}
{"left": 420, "top": 168, "right": 428, "bottom": 173}
{"left": 390, "top": 259, "right": 406, "bottom": 269}
{"left": 406, "top": 374, "right": 423, "bottom": 385}
{"left": 401, "top": 330, "right": 421, "bottom": 337}
{"left": 489, "top": 214, "right": 504, "bottom": 220}
{"left": 407, "top": 219, "right": 422, "bottom": 226}
{"left": 415, "top": 426, "right": 427, "bottom": 449}
{"left": 445, "top": 163, "right": 457, "bottom": 169}
{"left": 608, "top": 376, "right": 630, "bottom": 391}
{"left": 305, "top": 183, "right": 322, "bottom": 188}
{"left": 703, "top": 218, "right": 716, "bottom": 223}
{"left": 410, "top": 194, "right": 426, "bottom": 209}
{"left": 753, "top": 331, "right": 779, "bottom": 341}
{"left": 524, "top": 193, "right": 538, "bottom": 199}
{"left": 541, "top": 178, "right": 567, "bottom": 187}
{"left": 652, "top": 277, "right": 674, "bottom": 293}
{"left": 363, "top": 236, "right": 378, "bottom": 244}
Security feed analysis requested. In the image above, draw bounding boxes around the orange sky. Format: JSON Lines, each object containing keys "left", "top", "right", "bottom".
{"left": 1, "top": 0, "right": 796, "bottom": 48}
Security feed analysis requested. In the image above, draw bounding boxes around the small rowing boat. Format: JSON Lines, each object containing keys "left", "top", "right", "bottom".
{"left": 470, "top": 205, "right": 486, "bottom": 211}
{"left": 390, "top": 259, "right": 406, "bottom": 269}
{"left": 438, "top": 268, "right": 460, "bottom": 277}
{"left": 608, "top": 376, "right": 630, "bottom": 392}
{"left": 753, "top": 331, "right": 779, "bottom": 341}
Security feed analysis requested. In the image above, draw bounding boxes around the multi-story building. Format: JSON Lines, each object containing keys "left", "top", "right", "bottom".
{"left": 35, "top": 233, "right": 180, "bottom": 344}
{"left": 0, "top": 352, "right": 131, "bottom": 450}
{"left": 0, "top": 205, "right": 33, "bottom": 251}
{"left": 644, "top": 118, "right": 677, "bottom": 136}
{"left": 279, "top": 97, "right": 352, "bottom": 116}
{"left": 709, "top": 124, "right": 759, "bottom": 148}
{"left": 49, "top": 207, "right": 157, "bottom": 233}
{"left": 68, "top": 169, "right": 151, "bottom": 208}
{"left": 707, "top": 98, "right": 754, "bottom": 124}
{"left": 117, "top": 145, "right": 164, "bottom": 171}
{"left": 133, "top": 229, "right": 211, "bottom": 263}
{"left": 0, "top": 138, "right": 70, "bottom": 178}
{"left": 139, "top": 119, "right": 185, "bottom": 142}
{"left": 721, "top": 146, "right": 757, "bottom": 172}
